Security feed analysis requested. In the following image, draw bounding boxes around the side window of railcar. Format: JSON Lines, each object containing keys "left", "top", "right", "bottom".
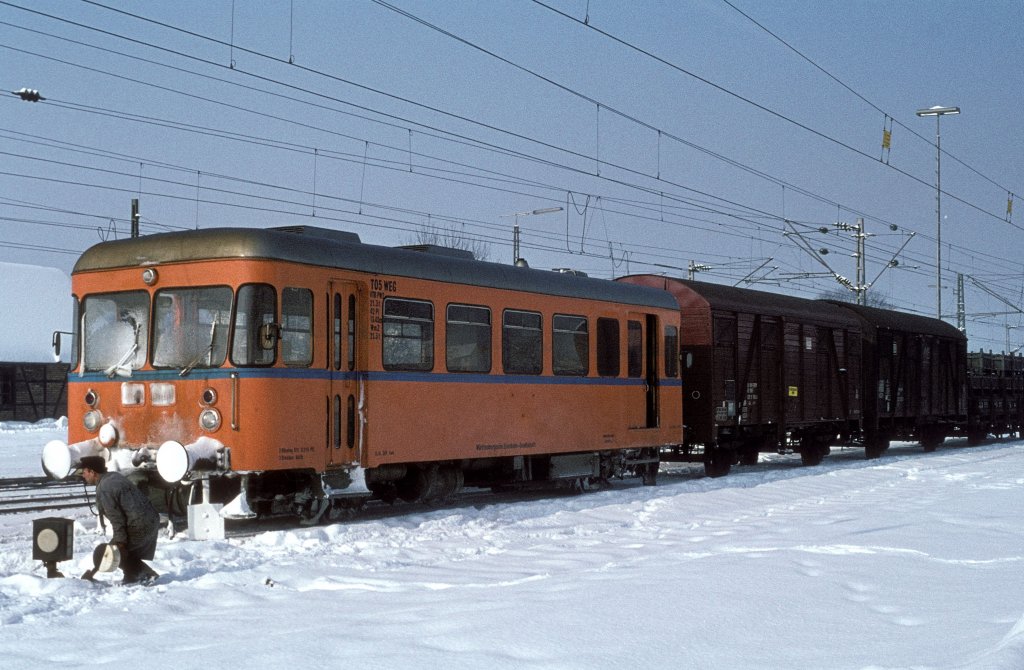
{"left": 502, "top": 309, "right": 542, "bottom": 375}
{"left": 446, "top": 304, "right": 491, "bottom": 373}
{"left": 348, "top": 295, "right": 357, "bottom": 371}
{"left": 333, "top": 293, "right": 342, "bottom": 371}
{"left": 596, "top": 317, "right": 620, "bottom": 377}
{"left": 282, "top": 288, "right": 313, "bottom": 366}
{"left": 664, "top": 325, "right": 679, "bottom": 378}
{"left": 627, "top": 320, "right": 643, "bottom": 378}
{"left": 553, "top": 314, "right": 589, "bottom": 376}
{"left": 232, "top": 284, "right": 277, "bottom": 366}
{"left": 383, "top": 298, "right": 434, "bottom": 371}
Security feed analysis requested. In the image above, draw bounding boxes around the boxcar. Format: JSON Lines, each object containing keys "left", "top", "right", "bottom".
{"left": 619, "top": 275, "right": 863, "bottom": 474}
{"left": 828, "top": 302, "right": 968, "bottom": 456}
{"left": 966, "top": 351, "right": 1024, "bottom": 443}
{"left": 42, "top": 226, "right": 682, "bottom": 522}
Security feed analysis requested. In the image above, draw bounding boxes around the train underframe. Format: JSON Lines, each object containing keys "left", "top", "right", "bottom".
{"left": 661, "top": 417, "right": 973, "bottom": 477}
{"left": 167, "top": 447, "right": 662, "bottom": 525}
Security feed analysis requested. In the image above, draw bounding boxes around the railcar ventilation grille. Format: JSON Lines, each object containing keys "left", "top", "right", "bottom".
{"left": 272, "top": 226, "right": 361, "bottom": 244}
{"left": 397, "top": 244, "right": 475, "bottom": 260}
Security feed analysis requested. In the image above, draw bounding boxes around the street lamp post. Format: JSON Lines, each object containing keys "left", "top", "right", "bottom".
{"left": 916, "top": 105, "right": 960, "bottom": 320}
{"left": 504, "top": 207, "right": 563, "bottom": 264}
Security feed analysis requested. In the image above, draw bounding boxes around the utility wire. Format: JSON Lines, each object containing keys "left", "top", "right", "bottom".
{"left": 529, "top": 0, "right": 1017, "bottom": 229}
{"left": 720, "top": 0, "right": 1016, "bottom": 198}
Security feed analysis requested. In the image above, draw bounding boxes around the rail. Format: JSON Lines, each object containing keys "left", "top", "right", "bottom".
{"left": 0, "top": 476, "right": 92, "bottom": 515}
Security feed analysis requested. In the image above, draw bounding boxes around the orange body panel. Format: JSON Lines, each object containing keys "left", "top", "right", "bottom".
{"left": 67, "top": 256, "right": 682, "bottom": 477}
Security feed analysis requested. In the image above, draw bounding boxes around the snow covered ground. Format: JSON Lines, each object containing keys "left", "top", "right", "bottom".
{"left": 2, "top": 420, "right": 1023, "bottom": 669}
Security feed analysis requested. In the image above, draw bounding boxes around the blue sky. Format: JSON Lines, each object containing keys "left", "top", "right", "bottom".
{"left": 2, "top": 0, "right": 1022, "bottom": 350}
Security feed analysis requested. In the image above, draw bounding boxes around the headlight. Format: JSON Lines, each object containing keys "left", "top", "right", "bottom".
{"left": 98, "top": 422, "right": 119, "bottom": 447}
{"left": 201, "top": 388, "right": 217, "bottom": 405}
{"left": 121, "top": 383, "right": 145, "bottom": 406}
{"left": 151, "top": 383, "right": 176, "bottom": 406}
{"left": 199, "top": 408, "right": 221, "bottom": 432}
{"left": 83, "top": 410, "right": 103, "bottom": 432}
{"left": 84, "top": 390, "right": 99, "bottom": 407}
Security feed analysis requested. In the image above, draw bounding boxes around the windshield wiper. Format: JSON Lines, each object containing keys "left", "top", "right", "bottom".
{"left": 180, "top": 319, "right": 217, "bottom": 377}
{"left": 104, "top": 323, "right": 141, "bottom": 378}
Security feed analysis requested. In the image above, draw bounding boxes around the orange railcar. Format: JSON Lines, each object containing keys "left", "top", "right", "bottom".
{"left": 43, "top": 226, "right": 681, "bottom": 522}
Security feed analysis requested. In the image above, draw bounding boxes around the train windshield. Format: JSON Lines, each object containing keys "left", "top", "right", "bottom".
{"left": 152, "top": 286, "right": 232, "bottom": 372}
{"left": 82, "top": 291, "right": 150, "bottom": 375}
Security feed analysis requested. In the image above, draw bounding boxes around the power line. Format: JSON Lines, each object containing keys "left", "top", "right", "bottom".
{"left": 720, "top": 0, "right": 1017, "bottom": 199}
{"left": 529, "top": 0, "right": 1018, "bottom": 230}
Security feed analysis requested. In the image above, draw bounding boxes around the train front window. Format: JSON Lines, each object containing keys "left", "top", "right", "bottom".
{"left": 82, "top": 291, "right": 150, "bottom": 374}
{"left": 152, "top": 286, "right": 232, "bottom": 371}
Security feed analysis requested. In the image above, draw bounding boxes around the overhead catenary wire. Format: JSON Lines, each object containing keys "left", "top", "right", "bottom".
{"left": 2, "top": 1, "right": 1015, "bottom": 331}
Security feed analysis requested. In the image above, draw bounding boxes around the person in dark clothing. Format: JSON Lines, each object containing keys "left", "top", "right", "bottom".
{"left": 79, "top": 456, "right": 161, "bottom": 585}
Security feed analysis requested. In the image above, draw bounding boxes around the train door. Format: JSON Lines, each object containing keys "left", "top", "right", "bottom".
{"left": 628, "top": 313, "right": 660, "bottom": 429}
{"left": 327, "top": 280, "right": 361, "bottom": 466}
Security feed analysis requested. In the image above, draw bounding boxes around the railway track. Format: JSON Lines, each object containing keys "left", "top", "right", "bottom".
{"left": 0, "top": 476, "right": 93, "bottom": 515}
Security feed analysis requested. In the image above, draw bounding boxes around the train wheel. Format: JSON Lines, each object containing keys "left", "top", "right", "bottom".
{"left": 740, "top": 449, "right": 759, "bottom": 466}
{"left": 704, "top": 448, "right": 732, "bottom": 478}
{"left": 920, "top": 427, "right": 944, "bottom": 453}
{"left": 865, "top": 432, "right": 890, "bottom": 460}
{"left": 799, "top": 437, "right": 827, "bottom": 467}
{"left": 641, "top": 462, "right": 658, "bottom": 486}
{"left": 299, "top": 497, "right": 331, "bottom": 526}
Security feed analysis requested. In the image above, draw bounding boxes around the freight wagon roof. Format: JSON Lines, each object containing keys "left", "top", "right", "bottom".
{"left": 73, "top": 227, "right": 679, "bottom": 310}
{"left": 826, "top": 302, "right": 967, "bottom": 341}
{"left": 619, "top": 275, "right": 860, "bottom": 327}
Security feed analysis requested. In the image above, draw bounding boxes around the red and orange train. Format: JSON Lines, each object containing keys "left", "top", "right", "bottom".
{"left": 41, "top": 225, "right": 1019, "bottom": 526}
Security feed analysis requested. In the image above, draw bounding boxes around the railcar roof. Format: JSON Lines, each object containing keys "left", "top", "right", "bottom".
{"left": 621, "top": 275, "right": 861, "bottom": 327}
{"left": 826, "top": 301, "right": 966, "bottom": 341}
{"left": 73, "top": 227, "right": 679, "bottom": 310}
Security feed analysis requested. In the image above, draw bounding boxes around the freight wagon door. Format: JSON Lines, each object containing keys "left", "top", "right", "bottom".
{"left": 627, "top": 313, "right": 660, "bottom": 429}
{"left": 327, "top": 281, "right": 362, "bottom": 466}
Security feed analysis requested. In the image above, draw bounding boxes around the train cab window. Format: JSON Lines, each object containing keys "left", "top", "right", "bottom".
{"left": 627, "top": 320, "right": 643, "bottom": 378}
{"left": 446, "top": 304, "right": 491, "bottom": 373}
{"left": 502, "top": 309, "right": 542, "bottom": 375}
{"left": 664, "top": 325, "right": 679, "bottom": 378}
{"left": 232, "top": 284, "right": 277, "bottom": 366}
{"left": 282, "top": 288, "right": 313, "bottom": 366}
{"left": 383, "top": 298, "right": 434, "bottom": 371}
{"left": 82, "top": 291, "right": 150, "bottom": 373}
{"left": 596, "top": 317, "right": 620, "bottom": 377}
{"left": 152, "top": 286, "right": 232, "bottom": 371}
{"left": 553, "top": 314, "right": 588, "bottom": 376}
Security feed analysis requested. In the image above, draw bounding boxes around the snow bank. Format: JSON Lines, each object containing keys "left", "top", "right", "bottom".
{"left": 0, "top": 261, "right": 71, "bottom": 363}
